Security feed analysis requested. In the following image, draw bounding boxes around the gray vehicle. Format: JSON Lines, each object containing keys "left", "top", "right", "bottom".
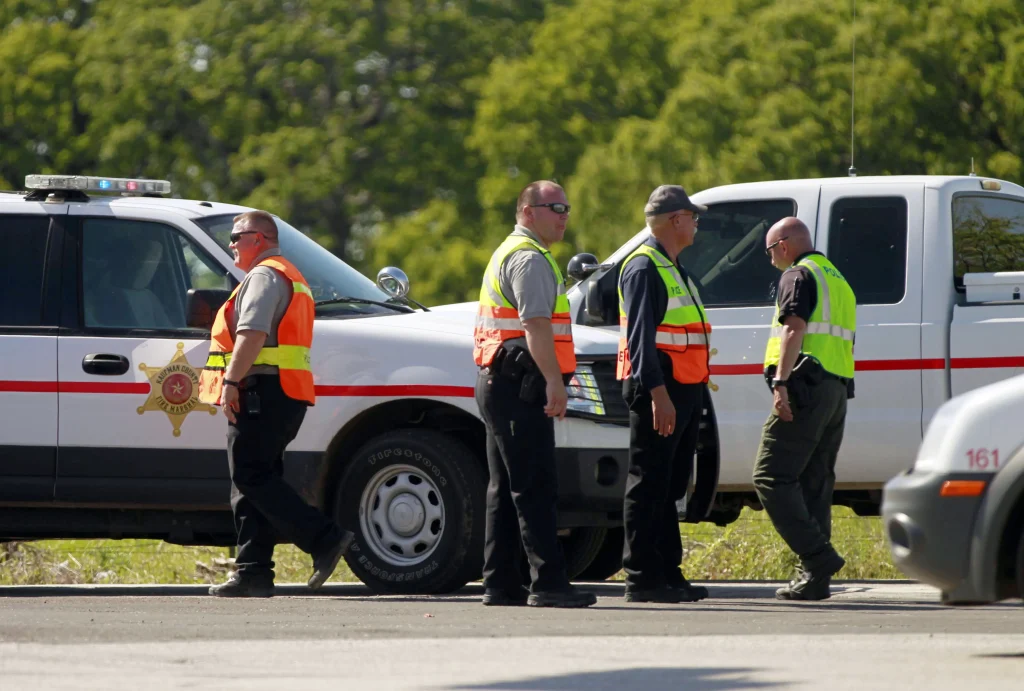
{"left": 882, "top": 372, "right": 1024, "bottom": 604}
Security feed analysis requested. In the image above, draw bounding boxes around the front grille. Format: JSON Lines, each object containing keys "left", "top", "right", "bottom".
{"left": 567, "top": 357, "right": 628, "bottom": 424}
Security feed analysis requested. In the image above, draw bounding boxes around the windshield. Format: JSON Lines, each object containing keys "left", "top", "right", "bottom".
{"left": 195, "top": 213, "right": 402, "bottom": 317}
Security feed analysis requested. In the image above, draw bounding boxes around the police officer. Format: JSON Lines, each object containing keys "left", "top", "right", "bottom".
{"left": 473, "top": 180, "right": 596, "bottom": 609}
{"left": 754, "top": 216, "right": 856, "bottom": 601}
{"left": 201, "top": 210, "right": 352, "bottom": 597}
{"left": 617, "top": 185, "right": 712, "bottom": 603}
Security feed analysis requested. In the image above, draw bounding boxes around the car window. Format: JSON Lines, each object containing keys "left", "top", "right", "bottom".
{"left": 195, "top": 214, "right": 397, "bottom": 316}
{"left": 827, "top": 197, "right": 908, "bottom": 305}
{"left": 0, "top": 216, "right": 50, "bottom": 327}
{"left": 679, "top": 199, "right": 796, "bottom": 307}
{"left": 952, "top": 195, "right": 1024, "bottom": 290}
{"left": 82, "top": 218, "right": 232, "bottom": 331}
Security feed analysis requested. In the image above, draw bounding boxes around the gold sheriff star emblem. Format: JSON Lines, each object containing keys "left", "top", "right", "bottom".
{"left": 137, "top": 342, "right": 217, "bottom": 436}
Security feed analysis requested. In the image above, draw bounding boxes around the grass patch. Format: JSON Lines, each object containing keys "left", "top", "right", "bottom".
{"left": 0, "top": 540, "right": 359, "bottom": 586}
{"left": 677, "top": 506, "right": 903, "bottom": 580}
{"left": 0, "top": 506, "right": 902, "bottom": 585}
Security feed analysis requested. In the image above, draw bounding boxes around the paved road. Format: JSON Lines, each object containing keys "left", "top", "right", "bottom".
{"left": 1, "top": 581, "right": 1021, "bottom": 690}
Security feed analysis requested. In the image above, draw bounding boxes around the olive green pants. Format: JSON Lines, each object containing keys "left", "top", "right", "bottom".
{"left": 752, "top": 378, "right": 847, "bottom": 571}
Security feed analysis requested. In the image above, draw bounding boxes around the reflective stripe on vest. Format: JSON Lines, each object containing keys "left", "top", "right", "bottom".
{"left": 472, "top": 233, "right": 577, "bottom": 375}
{"left": 616, "top": 243, "right": 711, "bottom": 384}
{"left": 198, "top": 256, "right": 316, "bottom": 405}
{"left": 763, "top": 254, "right": 856, "bottom": 379}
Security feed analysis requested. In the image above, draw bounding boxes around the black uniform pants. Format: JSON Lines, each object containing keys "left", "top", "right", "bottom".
{"left": 476, "top": 370, "right": 569, "bottom": 594}
{"left": 622, "top": 377, "right": 704, "bottom": 590}
{"left": 752, "top": 377, "right": 847, "bottom": 572}
{"left": 227, "top": 375, "right": 343, "bottom": 581}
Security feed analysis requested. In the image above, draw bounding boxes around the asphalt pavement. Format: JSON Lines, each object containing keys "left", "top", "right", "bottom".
{"left": 1, "top": 581, "right": 1021, "bottom": 690}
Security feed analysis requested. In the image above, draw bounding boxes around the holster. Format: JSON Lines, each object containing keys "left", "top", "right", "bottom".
{"left": 495, "top": 346, "right": 546, "bottom": 404}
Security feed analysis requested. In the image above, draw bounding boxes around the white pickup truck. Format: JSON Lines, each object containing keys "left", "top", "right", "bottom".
{"left": 567, "top": 174, "right": 1024, "bottom": 524}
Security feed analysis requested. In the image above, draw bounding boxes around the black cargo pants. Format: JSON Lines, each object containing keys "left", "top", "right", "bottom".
{"left": 621, "top": 376, "right": 704, "bottom": 590}
{"left": 227, "top": 375, "right": 345, "bottom": 581}
{"left": 752, "top": 377, "right": 848, "bottom": 572}
{"left": 476, "top": 369, "right": 570, "bottom": 594}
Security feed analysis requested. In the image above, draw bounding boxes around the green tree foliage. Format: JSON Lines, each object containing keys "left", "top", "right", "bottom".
{"left": 3, "top": 0, "right": 1024, "bottom": 305}
{"left": 567, "top": 0, "right": 1024, "bottom": 258}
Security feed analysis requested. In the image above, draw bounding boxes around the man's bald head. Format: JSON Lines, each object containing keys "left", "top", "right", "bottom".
{"left": 765, "top": 217, "right": 813, "bottom": 270}
{"left": 233, "top": 210, "right": 280, "bottom": 243}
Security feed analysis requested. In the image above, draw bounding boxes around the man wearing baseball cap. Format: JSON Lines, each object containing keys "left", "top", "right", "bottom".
{"left": 616, "top": 185, "right": 712, "bottom": 603}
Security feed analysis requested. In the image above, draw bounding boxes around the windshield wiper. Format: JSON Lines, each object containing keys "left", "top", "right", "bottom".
{"left": 315, "top": 297, "right": 414, "bottom": 313}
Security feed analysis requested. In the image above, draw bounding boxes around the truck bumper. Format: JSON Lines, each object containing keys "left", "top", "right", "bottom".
{"left": 554, "top": 446, "right": 628, "bottom": 527}
{"left": 881, "top": 470, "right": 990, "bottom": 602}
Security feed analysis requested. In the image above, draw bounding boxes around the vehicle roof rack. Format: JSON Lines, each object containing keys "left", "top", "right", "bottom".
{"left": 23, "top": 174, "right": 172, "bottom": 202}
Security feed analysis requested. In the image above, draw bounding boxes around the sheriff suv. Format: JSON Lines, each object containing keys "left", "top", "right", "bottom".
{"left": 0, "top": 174, "right": 634, "bottom": 593}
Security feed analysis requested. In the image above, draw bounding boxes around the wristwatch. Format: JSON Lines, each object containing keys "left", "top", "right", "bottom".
{"left": 224, "top": 379, "right": 240, "bottom": 388}
{"left": 772, "top": 379, "right": 788, "bottom": 388}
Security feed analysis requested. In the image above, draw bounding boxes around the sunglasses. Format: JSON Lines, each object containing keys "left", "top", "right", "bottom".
{"left": 530, "top": 203, "right": 571, "bottom": 214}
{"left": 229, "top": 230, "right": 261, "bottom": 243}
{"left": 673, "top": 211, "right": 699, "bottom": 222}
{"left": 765, "top": 236, "right": 789, "bottom": 256}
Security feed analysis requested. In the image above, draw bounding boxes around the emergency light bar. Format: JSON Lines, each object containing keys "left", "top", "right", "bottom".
{"left": 24, "top": 174, "right": 172, "bottom": 196}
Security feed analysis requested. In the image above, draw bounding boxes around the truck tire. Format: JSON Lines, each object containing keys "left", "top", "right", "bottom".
{"left": 334, "top": 429, "right": 486, "bottom": 594}
{"left": 1016, "top": 526, "right": 1024, "bottom": 604}
{"left": 517, "top": 527, "right": 609, "bottom": 582}
{"left": 562, "top": 527, "right": 609, "bottom": 580}
{"left": 576, "top": 526, "right": 624, "bottom": 581}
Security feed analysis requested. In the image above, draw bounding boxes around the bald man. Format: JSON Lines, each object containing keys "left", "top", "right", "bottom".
{"left": 754, "top": 217, "right": 857, "bottom": 601}
{"left": 473, "top": 181, "right": 596, "bottom": 609}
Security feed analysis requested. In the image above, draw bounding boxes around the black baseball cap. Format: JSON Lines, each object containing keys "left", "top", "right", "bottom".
{"left": 643, "top": 184, "right": 707, "bottom": 216}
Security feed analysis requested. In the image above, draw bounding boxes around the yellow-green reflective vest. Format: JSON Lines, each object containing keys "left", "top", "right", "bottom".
{"left": 473, "top": 233, "right": 576, "bottom": 374}
{"left": 764, "top": 254, "right": 856, "bottom": 379}
{"left": 616, "top": 244, "right": 711, "bottom": 384}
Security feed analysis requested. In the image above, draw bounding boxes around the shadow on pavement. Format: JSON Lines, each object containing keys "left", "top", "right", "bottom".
{"left": 441, "top": 667, "right": 782, "bottom": 691}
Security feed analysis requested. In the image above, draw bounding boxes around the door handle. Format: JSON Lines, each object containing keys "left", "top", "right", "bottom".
{"left": 82, "top": 353, "right": 130, "bottom": 376}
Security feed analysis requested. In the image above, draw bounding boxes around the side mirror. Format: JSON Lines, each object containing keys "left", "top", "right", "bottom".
{"left": 567, "top": 253, "right": 600, "bottom": 282}
{"left": 376, "top": 266, "right": 410, "bottom": 299}
{"left": 585, "top": 278, "right": 605, "bottom": 322}
{"left": 186, "top": 288, "right": 231, "bottom": 330}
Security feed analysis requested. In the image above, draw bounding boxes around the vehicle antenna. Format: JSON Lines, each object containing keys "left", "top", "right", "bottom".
{"left": 969, "top": 157, "right": 977, "bottom": 176}
{"left": 848, "top": 0, "right": 857, "bottom": 177}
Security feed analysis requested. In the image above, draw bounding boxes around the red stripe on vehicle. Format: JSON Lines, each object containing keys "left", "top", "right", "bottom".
{"left": 710, "top": 364, "right": 763, "bottom": 375}
{"left": 0, "top": 381, "right": 59, "bottom": 393}
{"left": 59, "top": 382, "right": 151, "bottom": 394}
{"left": 951, "top": 356, "right": 1024, "bottom": 369}
{"left": 856, "top": 358, "right": 946, "bottom": 371}
{"left": 316, "top": 385, "right": 475, "bottom": 398}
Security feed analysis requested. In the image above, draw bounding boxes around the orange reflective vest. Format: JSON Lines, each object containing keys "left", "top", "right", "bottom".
{"left": 198, "top": 256, "right": 316, "bottom": 406}
{"left": 473, "top": 233, "right": 576, "bottom": 375}
{"left": 616, "top": 244, "right": 711, "bottom": 384}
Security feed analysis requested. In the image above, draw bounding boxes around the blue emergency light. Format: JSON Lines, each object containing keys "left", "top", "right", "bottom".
{"left": 24, "top": 174, "right": 172, "bottom": 196}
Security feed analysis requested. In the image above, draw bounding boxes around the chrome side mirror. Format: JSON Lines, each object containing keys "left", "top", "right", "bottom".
{"left": 376, "top": 266, "right": 410, "bottom": 299}
{"left": 567, "top": 253, "right": 600, "bottom": 282}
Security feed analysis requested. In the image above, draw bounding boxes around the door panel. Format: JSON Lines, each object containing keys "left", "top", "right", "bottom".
{"left": 817, "top": 184, "right": 924, "bottom": 485}
{"left": 56, "top": 210, "right": 235, "bottom": 505}
{"left": 0, "top": 208, "right": 64, "bottom": 502}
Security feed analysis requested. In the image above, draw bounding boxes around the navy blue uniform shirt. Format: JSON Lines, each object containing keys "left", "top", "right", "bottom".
{"left": 619, "top": 237, "right": 708, "bottom": 391}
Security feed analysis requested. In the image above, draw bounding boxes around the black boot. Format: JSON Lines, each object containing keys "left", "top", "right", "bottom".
{"left": 209, "top": 572, "right": 274, "bottom": 598}
{"left": 776, "top": 553, "right": 845, "bottom": 601}
{"left": 666, "top": 574, "right": 710, "bottom": 602}
{"left": 308, "top": 530, "right": 355, "bottom": 589}
{"left": 482, "top": 586, "right": 530, "bottom": 607}
{"left": 527, "top": 586, "right": 597, "bottom": 608}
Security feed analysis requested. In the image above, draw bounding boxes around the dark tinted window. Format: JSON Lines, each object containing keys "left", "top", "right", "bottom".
{"left": 827, "top": 197, "right": 908, "bottom": 305}
{"left": 952, "top": 195, "right": 1024, "bottom": 289}
{"left": 0, "top": 216, "right": 50, "bottom": 326}
{"left": 82, "top": 218, "right": 231, "bottom": 331}
{"left": 679, "top": 199, "right": 796, "bottom": 307}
